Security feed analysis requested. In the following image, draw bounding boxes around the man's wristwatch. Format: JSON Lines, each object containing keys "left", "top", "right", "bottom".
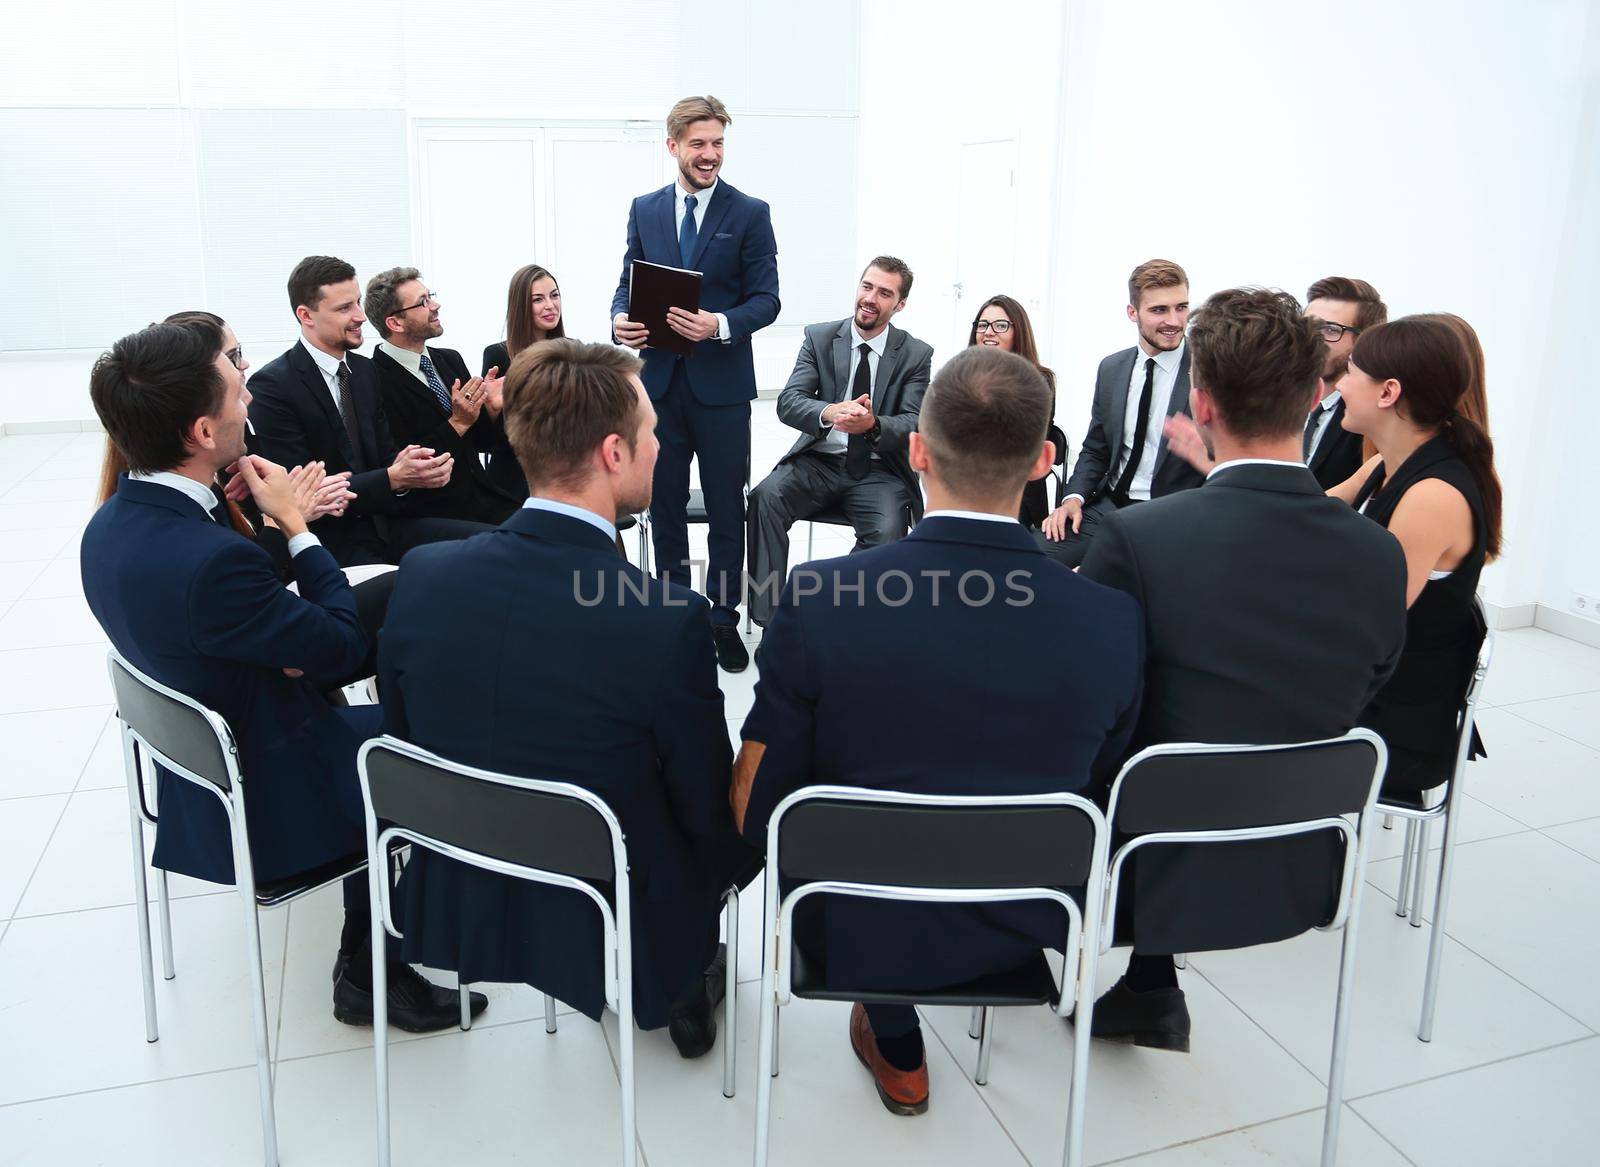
{"left": 867, "top": 419, "right": 882, "bottom": 443}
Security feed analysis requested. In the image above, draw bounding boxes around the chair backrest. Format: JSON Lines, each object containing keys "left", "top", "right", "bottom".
{"left": 775, "top": 788, "right": 1101, "bottom": 891}
{"left": 360, "top": 738, "right": 618, "bottom": 883}
{"left": 1106, "top": 733, "right": 1384, "bottom": 836}
{"left": 107, "top": 651, "right": 235, "bottom": 792}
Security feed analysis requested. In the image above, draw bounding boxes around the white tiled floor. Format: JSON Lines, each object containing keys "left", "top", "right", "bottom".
{"left": 3, "top": 419, "right": 1599, "bottom": 1165}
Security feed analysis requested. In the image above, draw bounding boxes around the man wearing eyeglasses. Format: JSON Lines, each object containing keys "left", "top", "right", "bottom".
{"left": 366, "top": 267, "right": 521, "bottom": 526}
{"left": 1302, "top": 276, "right": 1388, "bottom": 489}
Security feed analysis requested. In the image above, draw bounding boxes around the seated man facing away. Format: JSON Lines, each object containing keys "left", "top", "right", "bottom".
{"left": 733, "top": 345, "right": 1144, "bottom": 1116}
{"left": 746, "top": 256, "right": 932, "bottom": 627}
{"left": 81, "top": 318, "right": 474, "bottom": 1033}
{"left": 1079, "top": 287, "right": 1407, "bottom": 1053}
{"left": 379, "top": 339, "right": 758, "bottom": 1057}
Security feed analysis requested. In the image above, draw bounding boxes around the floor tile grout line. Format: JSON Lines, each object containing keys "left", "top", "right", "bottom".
{"left": 1085, "top": 1103, "right": 1418, "bottom": 1167}
{"left": 1185, "top": 960, "right": 1338, "bottom": 1093}
{"left": 917, "top": 1005, "right": 1037, "bottom": 1166}
{"left": 1488, "top": 697, "right": 1600, "bottom": 750}
{"left": 270, "top": 902, "right": 294, "bottom": 1072}
{"left": 0, "top": 1062, "right": 261, "bottom": 1113}
{"left": 1539, "top": 827, "right": 1600, "bottom": 865}
{"left": 1345, "top": 1033, "right": 1599, "bottom": 1105}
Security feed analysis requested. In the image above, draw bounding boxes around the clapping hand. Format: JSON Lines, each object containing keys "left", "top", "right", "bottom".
{"left": 1161, "top": 414, "right": 1216, "bottom": 475}
{"left": 826, "top": 394, "right": 875, "bottom": 435}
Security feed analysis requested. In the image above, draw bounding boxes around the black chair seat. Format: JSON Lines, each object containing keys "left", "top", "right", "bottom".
{"left": 617, "top": 514, "right": 637, "bottom": 532}
{"left": 790, "top": 943, "right": 1058, "bottom": 1008}
{"left": 1379, "top": 787, "right": 1446, "bottom": 814}
{"left": 255, "top": 852, "right": 367, "bottom": 907}
{"left": 685, "top": 489, "right": 709, "bottom": 524}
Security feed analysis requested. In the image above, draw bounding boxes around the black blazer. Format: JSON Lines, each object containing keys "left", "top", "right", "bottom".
{"left": 774, "top": 320, "right": 933, "bottom": 519}
{"left": 742, "top": 515, "right": 1143, "bottom": 993}
{"left": 1064, "top": 345, "right": 1204, "bottom": 505}
{"left": 246, "top": 341, "right": 403, "bottom": 561}
{"left": 480, "top": 341, "right": 528, "bottom": 502}
{"left": 380, "top": 508, "right": 756, "bottom": 1029}
{"left": 1306, "top": 397, "right": 1366, "bottom": 490}
{"left": 371, "top": 345, "right": 518, "bottom": 525}
{"left": 1081, "top": 462, "right": 1408, "bottom": 952}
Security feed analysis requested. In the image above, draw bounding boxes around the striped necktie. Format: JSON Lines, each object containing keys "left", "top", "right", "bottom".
{"left": 419, "top": 352, "right": 452, "bottom": 416}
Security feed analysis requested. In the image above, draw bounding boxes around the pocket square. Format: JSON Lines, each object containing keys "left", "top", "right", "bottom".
{"left": 713, "top": 232, "right": 734, "bottom": 239}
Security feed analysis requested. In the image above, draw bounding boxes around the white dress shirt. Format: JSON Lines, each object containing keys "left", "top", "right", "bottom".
{"left": 522, "top": 496, "right": 618, "bottom": 543}
{"left": 923, "top": 509, "right": 1019, "bottom": 524}
{"left": 1115, "top": 342, "right": 1185, "bottom": 501}
{"left": 1304, "top": 388, "right": 1343, "bottom": 461}
{"left": 298, "top": 335, "right": 352, "bottom": 414}
{"left": 129, "top": 470, "right": 320, "bottom": 557}
{"left": 1205, "top": 458, "right": 1308, "bottom": 480}
{"left": 673, "top": 180, "right": 730, "bottom": 343}
{"left": 377, "top": 340, "right": 432, "bottom": 388}
{"left": 818, "top": 324, "right": 887, "bottom": 456}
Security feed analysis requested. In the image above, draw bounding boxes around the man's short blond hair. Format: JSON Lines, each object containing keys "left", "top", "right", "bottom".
{"left": 1128, "top": 259, "right": 1189, "bottom": 309}
{"left": 667, "top": 95, "right": 732, "bottom": 141}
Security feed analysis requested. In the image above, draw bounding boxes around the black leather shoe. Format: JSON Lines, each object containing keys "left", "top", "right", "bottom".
{"left": 668, "top": 944, "right": 727, "bottom": 1059}
{"left": 1087, "top": 977, "right": 1191, "bottom": 1052}
{"left": 334, "top": 962, "right": 488, "bottom": 1034}
{"left": 713, "top": 626, "right": 749, "bottom": 673}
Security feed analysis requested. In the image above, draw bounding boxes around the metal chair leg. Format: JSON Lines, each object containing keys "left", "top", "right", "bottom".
{"left": 753, "top": 963, "right": 780, "bottom": 1166}
{"left": 1173, "top": 953, "right": 1187, "bottom": 971}
{"left": 544, "top": 993, "right": 558, "bottom": 1034}
{"left": 618, "top": 981, "right": 638, "bottom": 1167}
{"left": 156, "top": 868, "right": 175, "bottom": 981}
{"left": 974, "top": 1007, "right": 995, "bottom": 1086}
{"left": 723, "top": 886, "right": 739, "bottom": 1099}
{"left": 1409, "top": 821, "right": 1431, "bottom": 928}
{"left": 968, "top": 1005, "right": 983, "bottom": 1039}
{"left": 126, "top": 796, "right": 159, "bottom": 1043}
{"left": 459, "top": 977, "right": 472, "bottom": 1031}
{"left": 372, "top": 873, "right": 392, "bottom": 1167}
{"left": 1382, "top": 813, "right": 1394, "bottom": 830}
{"left": 806, "top": 521, "right": 815, "bottom": 561}
{"left": 1420, "top": 800, "right": 1463, "bottom": 1041}
{"left": 1319, "top": 851, "right": 1369, "bottom": 1166}
{"left": 236, "top": 889, "right": 279, "bottom": 1167}
{"left": 1395, "top": 819, "right": 1418, "bottom": 917}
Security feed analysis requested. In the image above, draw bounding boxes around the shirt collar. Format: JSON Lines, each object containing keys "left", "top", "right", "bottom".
{"left": 1137, "top": 339, "right": 1185, "bottom": 375}
{"left": 1317, "top": 387, "right": 1343, "bottom": 413}
{"left": 850, "top": 324, "right": 889, "bottom": 357}
{"left": 1206, "top": 457, "right": 1308, "bottom": 480}
{"left": 128, "top": 469, "right": 217, "bottom": 516}
{"left": 299, "top": 335, "right": 346, "bottom": 380}
{"left": 676, "top": 178, "right": 717, "bottom": 213}
{"left": 923, "top": 509, "right": 1019, "bottom": 525}
{"left": 378, "top": 340, "right": 425, "bottom": 377}
{"left": 521, "top": 496, "right": 618, "bottom": 542}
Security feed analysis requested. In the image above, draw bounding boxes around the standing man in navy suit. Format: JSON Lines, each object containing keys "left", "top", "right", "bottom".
{"left": 81, "top": 318, "right": 478, "bottom": 1033}
{"left": 611, "top": 95, "right": 781, "bottom": 672}
{"left": 732, "top": 346, "right": 1144, "bottom": 1116}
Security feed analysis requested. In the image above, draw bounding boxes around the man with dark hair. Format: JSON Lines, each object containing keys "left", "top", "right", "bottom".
{"left": 733, "top": 345, "right": 1143, "bottom": 1116}
{"left": 1037, "top": 259, "right": 1205, "bottom": 567}
{"left": 1304, "top": 275, "right": 1388, "bottom": 489}
{"left": 380, "top": 338, "right": 757, "bottom": 1059}
{"left": 247, "top": 255, "right": 493, "bottom": 565}
{"left": 611, "top": 95, "right": 781, "bottom": 671}
{"left": 745, "top": 258, "right": 931, "bottom": 627}
{"left": 365, "top": 266, "right": 520, "bottom": 525}
{"left": 1079, "top": 287, "right": 1407, "bottom": 1052}
{"left": 81, "top": 319, "right": 480, "bottom": 1034}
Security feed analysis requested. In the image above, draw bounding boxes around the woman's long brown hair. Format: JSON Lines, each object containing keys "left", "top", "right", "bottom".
{"left": 966, "top": 294, "right": 1055, "bottom": 391}
{"left": 504, "top": 264, "right": 566, "bottom": 359}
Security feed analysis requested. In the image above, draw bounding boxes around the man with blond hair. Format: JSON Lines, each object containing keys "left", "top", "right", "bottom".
{"left": 611, "top": 95, "right": 781, "bottom": 672}
{"left": 1037, "top": 259, "right": 1204, "bottom": 566}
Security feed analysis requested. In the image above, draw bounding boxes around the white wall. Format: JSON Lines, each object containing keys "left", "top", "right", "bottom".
{"left": 0, "top": 0, "right": 861, "bottom": 424}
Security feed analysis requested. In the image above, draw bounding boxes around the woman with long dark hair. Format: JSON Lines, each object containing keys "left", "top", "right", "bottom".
{"left": 966, "top": 295, "right": 1068, "bottom": 526}
{"left": 1330, "top": 315, "right": 1503, "bottom": 795}
{"left": 481, "top": 265, "right": 566, "bottom": 500}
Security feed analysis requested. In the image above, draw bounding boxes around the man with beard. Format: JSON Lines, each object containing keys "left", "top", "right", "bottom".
{"left": 745, "top": 257, "right": 931, "bottom": 628}
{"left": 1302, "top": 276, "right": 1387, "bottom": 489}
{"left": 611, "top": 95, "right": 781, "bottom": 672}
{"left": 1036, "top": 259, "right": 1205, "bottom": 567}
{"left": 247, "top": 255, "right": 493, "bottom": 566}
{"left": 365, "top": 266, "right": 521, "bottom": 525}
{"left": 379, "top": 339, "right": 757, "bottom": 1057}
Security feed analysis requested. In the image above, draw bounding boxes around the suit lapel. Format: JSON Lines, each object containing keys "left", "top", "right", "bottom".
{"left": 873, "top": 327, "right": 905, "bottom": 412}
{"left": 831, "top": 322, "right": 852, "bottom": 402}
{"left": 690, "top": 183, "right": 734, "bottom": 269}
{"left": 652, "top": 185, "right": 676, "bottom": 265}
{"left": 1308, "top": 398, "right": 1345, "bottom": 473}
{"left": 1102, "top": 347, "right": 1138, "bottom": 462}
{"left": 292, "top": 344, "right": 358, "bottom": 468}
{"left": 1150, "top": 346, "right": 1192, "bottom": 479}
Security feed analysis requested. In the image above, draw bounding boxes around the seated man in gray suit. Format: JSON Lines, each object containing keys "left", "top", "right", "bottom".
{"left": 746, "top": 257, "right": 932, "bottom": 626}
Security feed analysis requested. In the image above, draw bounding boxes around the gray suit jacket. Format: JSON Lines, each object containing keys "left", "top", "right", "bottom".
{"left": 1063, "top": 344, "right": 1204, "bottom": 504}
{"left": 775, "top": 319, "right": 933, "bottom": 518}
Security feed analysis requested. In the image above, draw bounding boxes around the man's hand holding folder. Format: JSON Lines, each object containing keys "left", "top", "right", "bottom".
{"left": 616, "top": 261, "right": 706, "bottom": 357}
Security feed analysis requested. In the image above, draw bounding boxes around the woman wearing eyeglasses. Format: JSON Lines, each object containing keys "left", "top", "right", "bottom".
{"left": 480, "top": 264, "right": 566, "bottom": 502}
{"left": 966, "top": 295, "right": 1068, "bottom": 526}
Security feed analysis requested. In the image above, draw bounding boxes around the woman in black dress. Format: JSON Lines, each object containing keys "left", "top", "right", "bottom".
{"left": 1328, "top": 316, "right": 1503, "bottom": 796}
{"left": 965, "top": 295, "right": 1068, "bottom": 527}
{"left": 481, "top": 264, "right": 566, "bottom": 501}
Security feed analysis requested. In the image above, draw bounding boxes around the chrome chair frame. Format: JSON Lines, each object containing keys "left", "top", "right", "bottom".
{"left": 110, "top": 648, "right": 365, "bottom": 1167}
{"left": 752, "top": 785, "right": 1109, "bottom": 1167}
{"left": 1099, "top": 731, "right": 1388, "bottom": 1167}
{"left": 358, "top": 736, "right": 740, "bottom": 1167}
{"left": 1378, "top": 611, "right": 1494, "bottom": 1042}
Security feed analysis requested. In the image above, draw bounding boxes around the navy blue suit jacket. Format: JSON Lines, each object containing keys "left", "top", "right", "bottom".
{"left": 609, "top": 180, "right": 780, "bottom": 404}
{"left": 380, "top": 507, "right": 756, "bottom": 1027}
{"left": 741, "top": 515, "right": 1144, "bottom": 992}
{"left": 80, "top": 476, "right": 376, "bottom": 885}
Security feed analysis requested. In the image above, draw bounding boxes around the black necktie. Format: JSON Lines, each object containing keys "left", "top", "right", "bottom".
{"left": 1112, "top": 358, "right": 1156, "bottom": 502}
{"left": 845, "top": 342, "right": 873, "bottom": 480}
{"left": 1302, "top": 405, "right": 1324, "bottom": 460}
{"left": 336, "top": 361, "right": 365, "bottom": 471}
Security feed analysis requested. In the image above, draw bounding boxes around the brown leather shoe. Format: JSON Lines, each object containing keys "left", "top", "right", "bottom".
{"left": 849, "top": 1003, "right": 929, "bottom": 1116}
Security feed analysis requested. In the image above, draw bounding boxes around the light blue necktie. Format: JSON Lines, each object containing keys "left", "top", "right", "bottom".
{"left": 679, "top": 194, "right": 698, "bottom": 267}
{"left": 418, "top": 352, "right": 452, "bottom": 416}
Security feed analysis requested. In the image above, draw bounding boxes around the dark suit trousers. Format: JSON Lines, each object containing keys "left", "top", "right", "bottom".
{"left": 1032, "top": 494, "right": 1122, "bottom": 569}
{"left": 746, "top": 450, "right": 914, "bottom": 626}
{"left": 652, "top": 362, "right": 751, "bottom": 626}
{"left": 335, "top": 515, "right": 496, "bottom": 568}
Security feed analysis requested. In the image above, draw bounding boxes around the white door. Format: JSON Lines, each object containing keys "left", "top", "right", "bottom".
{"left": 951, "top": 139, "right": 1018, "bottom": 345}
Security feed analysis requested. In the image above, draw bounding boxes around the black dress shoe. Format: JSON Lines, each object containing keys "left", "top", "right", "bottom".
{"left": 1087, "top": 977, "right": 1191, "bottom": 1052}
{"left": 713, "top": 626, "right": 749, "bottom": 673}
{"left": 334, "top": 962, "right": 489, "bottom": 1034}
{"left": 668, "top": 944, "right": 728, "bottom": 1059}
